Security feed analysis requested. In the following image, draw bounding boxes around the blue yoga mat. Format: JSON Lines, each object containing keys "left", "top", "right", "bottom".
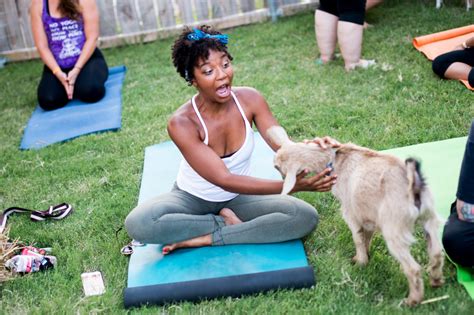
{"left": 124, "top": 133, "right": 315, "bottom": 308}
{"left": 20, "top": 65, "right": 126, "bottom": 150}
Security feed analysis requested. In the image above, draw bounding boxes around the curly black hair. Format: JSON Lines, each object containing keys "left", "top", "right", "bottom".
{"left": 171, "top": 25, "right": 233, "bottom": 85}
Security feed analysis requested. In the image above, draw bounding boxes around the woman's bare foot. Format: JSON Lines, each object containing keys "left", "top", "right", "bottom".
{"left": 162, "top": 234, "right": 212, "bottom": 255}
{"left": 162, "top": 208, "right": 242, "bottom": 255}
{"left": 219, "top": 207, "right": 242, "bottom": 225}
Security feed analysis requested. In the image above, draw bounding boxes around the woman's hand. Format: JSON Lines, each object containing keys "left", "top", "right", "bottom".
{"left": 292, "top": 168, "right": 337, "bottom": 193}
{"left": 55, "top": 71, "right": 73, "bottom": 99}
{"left": 303, "top": 136, "right": 340, "bottom": 149}
{"left": 66, "top": 67, "right": 81, "bottom": 99}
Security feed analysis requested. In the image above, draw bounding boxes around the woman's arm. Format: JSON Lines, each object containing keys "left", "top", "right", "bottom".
{"left": 30, "top": 0, "right": 72, "bottom": 97}
{"left": 168, "top": 112, "right": 284, "bottom": 195}
{"left": 169, "top": 95, "right": 336, "bottom": 195}
{"left": 238, "top": 87, "right": 338, "bottom": 192}
{"left": 67, "top": 0, "right": 100, "bottom": 88}
{"left": 237, "top": 87, "right": 281, "bottom": 151}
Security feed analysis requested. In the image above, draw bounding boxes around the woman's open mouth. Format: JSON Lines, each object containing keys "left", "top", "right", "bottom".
{"left": 216, "top": 84, "right": 231, "bottom": 97}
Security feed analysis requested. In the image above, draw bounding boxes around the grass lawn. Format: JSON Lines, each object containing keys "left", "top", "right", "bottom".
{"left": 1, "top": 0, "right": 473, "bottom": 313}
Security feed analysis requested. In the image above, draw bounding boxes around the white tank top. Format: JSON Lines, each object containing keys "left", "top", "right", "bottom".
{"left": 176, "top": 91, "right": 254, "bottom": 201}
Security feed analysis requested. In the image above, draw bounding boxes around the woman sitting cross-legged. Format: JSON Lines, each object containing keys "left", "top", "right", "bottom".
{"left": 432, "top": 36, "right": 474, "bottom": 89}
{"left": 30, "top": 0, "right": 108, "bottom": 111}
{"left": 125, "top": 25, "right": 339, "bottom": 254}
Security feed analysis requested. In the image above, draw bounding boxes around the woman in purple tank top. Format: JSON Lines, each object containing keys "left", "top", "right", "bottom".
{"left": 30, "top": 0, "right": 108, "bottom": 110}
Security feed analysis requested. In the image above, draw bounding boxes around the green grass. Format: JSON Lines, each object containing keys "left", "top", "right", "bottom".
{"left": 1, "top": 0, "right": 473, "bottom": 313}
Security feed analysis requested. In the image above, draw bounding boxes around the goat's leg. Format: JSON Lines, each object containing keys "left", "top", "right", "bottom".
{"left": 363, "top": 228, "right": 375, "bottom": 252}
{"left": 343, "top": 211, "right": 369, "bottom": 265}
{"left": 383, "top": 230, "right": 423, "bottom": 306}
{"left": 422, "top": 213, "right": 445, "bottom": 287}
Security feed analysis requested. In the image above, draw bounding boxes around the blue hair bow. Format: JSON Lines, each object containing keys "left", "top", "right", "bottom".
{"left": 187, "top": 28, "right": 229, "bottom": 45}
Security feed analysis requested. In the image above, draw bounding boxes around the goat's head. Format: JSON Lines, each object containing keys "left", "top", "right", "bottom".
{"left": 267, "top": 126, "right": 334, "bottom": 195}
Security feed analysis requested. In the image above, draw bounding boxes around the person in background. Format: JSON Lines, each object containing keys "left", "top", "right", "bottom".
{"left": 315, "top": 0, "right": 375, "bottom": 71}
{"left": 30, "top": 0, "right": 108, "bottom": 110}
{"left": 442, "top": 120, "right": 474, "bottom": 268}
{"left": 432, "top": 36, "right": 474, "bottom": 89}
{"left": 364, "top": 0, "right": 383, "bottom": 28}
{"left": 125, "top": 25, "right": 339, "bottom": 254}
{"left": 366, "top": 0, "right": 383, "bottom": 11}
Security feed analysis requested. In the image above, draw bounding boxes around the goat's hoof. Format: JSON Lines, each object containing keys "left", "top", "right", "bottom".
{"left": 404, "top": 295, "right": 422, "bottom": 307}
{"left": 351, "top": 256, "right": 368, "bottom": 266}
{"left": 430, "top": 277, "right": 444, "bottom": 287}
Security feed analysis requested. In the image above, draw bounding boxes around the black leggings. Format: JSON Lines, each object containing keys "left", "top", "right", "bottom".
{"left": 318, "top": 0, "right": 367, "bottom": 25}
{"left": 442, "top": 120, "right": 474, "bottom": 268}
{"left": 37, "top": 48, "right": 108, "bottom": 111}
{"left": 432, "top": 48, "right": 474, "bottom": 87}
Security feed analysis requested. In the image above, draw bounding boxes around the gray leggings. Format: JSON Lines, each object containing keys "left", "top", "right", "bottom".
{"left": 125, "top": 184, "right": 319, "bottom": 245}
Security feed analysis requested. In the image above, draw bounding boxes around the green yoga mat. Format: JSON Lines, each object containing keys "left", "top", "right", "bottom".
{"left": 383, "top": 136, "right": 473, "bottom": 299}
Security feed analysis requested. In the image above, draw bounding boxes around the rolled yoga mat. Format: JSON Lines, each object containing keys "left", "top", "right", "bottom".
{"left": 124, "top": 133, "right": 316, "bottom": 308}
{"left": 383, "top": 136, "right": 473, "bottom": 299}
{"left": 413, "top": 25, "right": 474, "bottom": 90}
{"left": 20, "top": 65, "right": 126, "bottom": 150}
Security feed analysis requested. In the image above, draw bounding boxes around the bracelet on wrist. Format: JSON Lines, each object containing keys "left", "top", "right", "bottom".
{"left": 52, "top": 67, "right": 61, "bottom": 75}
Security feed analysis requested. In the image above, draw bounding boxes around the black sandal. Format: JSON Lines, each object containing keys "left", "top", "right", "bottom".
{"left": 0, "top": 203, "right": 73, "bottom": 234}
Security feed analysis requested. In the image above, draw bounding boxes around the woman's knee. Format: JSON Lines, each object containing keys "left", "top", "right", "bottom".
{"left": 291, "top": 199, "right": 319, "bottom": 236}
{"left": 75, "top": 84, "right": 106, "bottom": 103}
{"left": 125, "top": 198, "right": 181, "bottom": 243}
{"left": 125, "top": 209, "right": 147, "bottom": 241}
{"left": 468, "top": 68, "right": 474, "bottom": 88}
{"left": 442, "top": 222, "right": 474, "bottom": 267}
{"left": 432, "top": 54, "right": 452, "bottom": 78}
{"left": 38, "top": 90, "right": 68, "bottom": 110}
{"left": 125, "top": 204, "right": 161, "bottom": 241}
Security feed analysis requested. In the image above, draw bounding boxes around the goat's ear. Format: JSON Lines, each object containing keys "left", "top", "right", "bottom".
{"left": 267, "top": 126, "right": 292, "bottom": 147}
{"left": 281, "top": 165, "right": 298, "bottom": 195}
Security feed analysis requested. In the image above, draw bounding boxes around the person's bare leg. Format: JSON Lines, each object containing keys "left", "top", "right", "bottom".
{"left": 315, "top": 10, "right": 338, "bottom": 63}
{"left": 338, "top": 21, "right": 375, "bottom": 71}
{"left": 364, "top": 0, "right": 383, "bottom": 28}
{"left": 162, "top": 208, "right": 242, "bottom": 254}
{"left": 366, "top": 0, "right": 383, "bottom": 11}
{"left": 444, "top": 62, "right": 471, "bottom": 81}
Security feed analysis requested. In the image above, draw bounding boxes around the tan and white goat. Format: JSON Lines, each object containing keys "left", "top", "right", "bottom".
{"left": 267, "top": 126, "right": 444, "bottom": 306}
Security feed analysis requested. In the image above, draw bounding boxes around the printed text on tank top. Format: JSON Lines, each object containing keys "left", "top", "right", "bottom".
{"left": 42, "top": 0, "right": 86, "bottom": 69}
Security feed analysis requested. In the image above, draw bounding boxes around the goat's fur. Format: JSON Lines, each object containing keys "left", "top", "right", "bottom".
{"left": 268, "top": 126, "right": 444, "bottom": 306}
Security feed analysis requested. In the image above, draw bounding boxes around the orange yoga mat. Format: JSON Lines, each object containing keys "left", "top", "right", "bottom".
{"left": 413, "top": 25, "right": 474, "bottom": 90}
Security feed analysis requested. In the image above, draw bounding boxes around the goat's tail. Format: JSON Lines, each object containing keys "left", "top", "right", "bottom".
{"left": 405, "top": 158, "right": 433, "bottom": 213}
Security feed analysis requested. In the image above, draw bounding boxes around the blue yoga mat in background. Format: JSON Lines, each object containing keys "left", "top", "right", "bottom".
{"left": 124, "top": 133, "right": 316, "bottom": 308}
{"left": 20, "top": 65, "right": 126, "bottom": 150}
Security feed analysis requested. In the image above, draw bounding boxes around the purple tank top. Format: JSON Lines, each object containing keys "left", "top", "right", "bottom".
{"left": 42, "top": 0, "right": 86, "bottom": 69}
